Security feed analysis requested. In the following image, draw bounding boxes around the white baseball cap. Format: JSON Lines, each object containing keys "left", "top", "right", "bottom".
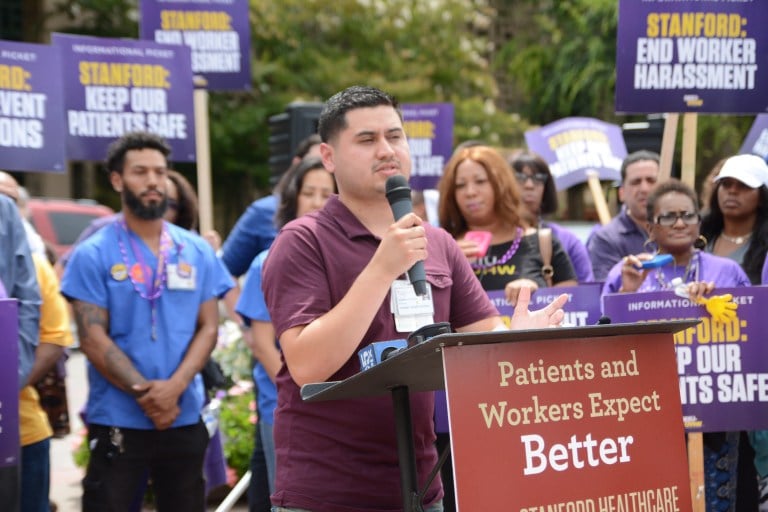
{"left": 715, "top": 154, "right": 768, "bottom": 189}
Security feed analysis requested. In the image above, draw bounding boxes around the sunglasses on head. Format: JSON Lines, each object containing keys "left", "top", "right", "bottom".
{"left": 514, "top": 171, "right": 548, "bottom": 184}
{"left": 654, "top": 211, "right": 700, "bottom": 227}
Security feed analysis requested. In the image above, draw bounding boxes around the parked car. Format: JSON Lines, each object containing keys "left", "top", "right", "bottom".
{"left": 27, "top": 198, "right": 114, "bottom": 258}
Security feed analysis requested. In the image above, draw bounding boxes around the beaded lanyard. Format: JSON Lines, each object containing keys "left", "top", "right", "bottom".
{"left": 472, "top": 227, "right": 523, "bottom": 270}
{"left": 654, "top": 251, "right": 701, "bottom": 291}
{"left": 115, "top": 220, "right": 172, "bottom": 340}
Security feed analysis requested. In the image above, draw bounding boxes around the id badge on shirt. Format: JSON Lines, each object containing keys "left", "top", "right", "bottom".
{"left": 390, "top": 279, "right": 434, "bottom": 333}
{"left": 167, "top": 263, "right": 196, "bottom": 290}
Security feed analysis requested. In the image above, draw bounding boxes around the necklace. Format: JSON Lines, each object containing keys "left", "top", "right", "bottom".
{"left": 654, "top": 251, "right": 700, "bottom": 291}
{"left": 472, "top": 227, "right": 523, "bottom": 270}
{"left": 115, "top": 220, "right": 172, "bottom": 340}
{"left": 720, "top": 232, "right": 752, "bottom": 245}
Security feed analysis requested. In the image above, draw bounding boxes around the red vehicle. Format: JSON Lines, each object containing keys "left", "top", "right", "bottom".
{"left": 27, "top": 198, "right": 114, "bottom": 258}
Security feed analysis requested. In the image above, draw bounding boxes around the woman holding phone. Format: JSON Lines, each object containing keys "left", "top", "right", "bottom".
{"left": 438, "top": 144, "right": 577, "bottom": 305}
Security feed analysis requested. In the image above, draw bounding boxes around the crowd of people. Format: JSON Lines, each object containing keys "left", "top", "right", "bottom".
{"left": 2, "top": 84, "right": 767, "bottom": 512}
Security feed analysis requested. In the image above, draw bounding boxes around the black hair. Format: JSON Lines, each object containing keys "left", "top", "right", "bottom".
{"left": 509, "top": 151, "right": 559, "bottom": 216}
{"left": 621, "top": 150, "right": 660, "bottom": 183}
{"left": 318, "top": 86, "right": 400, "bottom": 143}
{"left": 167, "top": 170, "right": 199, "bottom": 231}
{"left": 701, "top": 182, "right": 768, "bottom": 284}
{"left": 294, "top": 134, "right": 322, "bottom": 159}
{"left": 104, "top": 131, "right": 171, "bottom": 174}
{"left": 646, "top": 179, "right": 699, "bottom": 222}
{"left": 275, "top": 157, "right": 336, "bottom": 228}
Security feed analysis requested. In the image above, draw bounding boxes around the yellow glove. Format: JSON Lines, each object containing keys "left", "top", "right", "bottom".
{"left": 695, "top": 294, "right": 738, "bottom": 323}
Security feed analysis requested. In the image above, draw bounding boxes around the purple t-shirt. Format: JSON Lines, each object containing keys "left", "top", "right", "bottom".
{"left": 601, "top": 250, "right": 750, "bottom": 296}
{"left": 587, "top": 208, "right": 648, "bottom": 281}
{"left": 762, "top": 255, "right": 768, "bottom": 285}
{"left": 262, "top": 195, "right": 497, "bottom": 512}
{"left": 549, "top": 222, "right": 594, "bottom": 283}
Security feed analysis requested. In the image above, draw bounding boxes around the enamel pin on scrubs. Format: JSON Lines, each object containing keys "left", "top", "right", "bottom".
{"left": 390, "top": 279, "right": 434, "bottom": 333}
{"left": 115, "top": 220, "right": 172, "bottom": 340}
{"left": 110, "top": 263, "right": 128, "bottom": 281}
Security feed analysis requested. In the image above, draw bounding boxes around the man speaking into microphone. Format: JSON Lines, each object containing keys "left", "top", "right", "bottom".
{"left": 262, "top": 85, "right": 567, "bottom": 512}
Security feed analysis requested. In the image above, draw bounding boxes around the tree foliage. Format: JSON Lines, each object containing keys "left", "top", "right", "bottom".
{"left": 39, "top": 0, "right": 757, "bottom": 228}
{"left": 493, "top": 0, "right": 754, "bottom": 189}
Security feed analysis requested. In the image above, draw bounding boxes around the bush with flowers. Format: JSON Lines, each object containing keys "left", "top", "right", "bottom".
{"left": 210, "top": 319, "right": 257, "bottom": 479}
{"left": 72, "top": 319, "right": 257, "bottom": 481}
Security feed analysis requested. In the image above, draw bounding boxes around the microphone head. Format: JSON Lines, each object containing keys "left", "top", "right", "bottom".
{"left": 385, "top": 175, "right": 411, "bottom": 203}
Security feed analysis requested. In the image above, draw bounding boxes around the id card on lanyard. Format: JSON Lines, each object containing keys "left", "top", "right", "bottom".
{"left": 390, "top": 279, "right": 434, "bottom": 333}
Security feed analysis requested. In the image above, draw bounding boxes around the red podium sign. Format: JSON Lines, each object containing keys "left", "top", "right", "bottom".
{"left": 444, "top": 331, "right": 691, "bottom": 511}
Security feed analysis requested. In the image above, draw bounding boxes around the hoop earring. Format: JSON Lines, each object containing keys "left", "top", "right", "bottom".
{"left": 643, "top": 238, "right": 658, "bottom": 254}
{"left": 694, "top": 235, "right": 707, "bottom": 250}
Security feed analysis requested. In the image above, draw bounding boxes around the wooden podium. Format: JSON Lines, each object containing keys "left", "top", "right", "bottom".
{"left": 302, "top": 321, "right": 696, "bottom": 512}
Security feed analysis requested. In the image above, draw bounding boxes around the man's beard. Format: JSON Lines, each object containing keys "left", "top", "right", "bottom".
{"left": 123, "top": 187, "right": 168, "bottom": 220}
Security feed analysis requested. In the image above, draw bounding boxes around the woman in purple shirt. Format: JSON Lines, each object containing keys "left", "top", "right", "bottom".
{"left": 601, "top": 179, "right": 752, "bottom": 512}
{"left": 602, "top": 179, "right": 749, "bottom": 296}
{"left": 509, "top": 151, "right": 595, "bottom": 283}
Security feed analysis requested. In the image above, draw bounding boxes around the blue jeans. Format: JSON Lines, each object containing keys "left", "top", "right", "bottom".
{"left": 273, "top": 502, "right": 444, "bottom": 512}
{"left": 21, "top": 437, "right": 51, "bottom": 512}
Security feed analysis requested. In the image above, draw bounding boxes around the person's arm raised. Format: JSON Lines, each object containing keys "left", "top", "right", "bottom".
{"left": 280, "top": 214, "right": 426, "bottom": 386}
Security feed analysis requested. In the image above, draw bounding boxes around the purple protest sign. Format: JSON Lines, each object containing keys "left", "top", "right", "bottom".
{"left": 740, "top": 114, "right": 768, "bottom": 160}
{"left": 603, "top": 288, "right": 768, "bottom": 432}
{"left": 0, "top": 299, "right": 19, "bottom": 468}
{"left": 616, "top": 1, "right": 768, "bottom": 114}
{"left": 0, "top": 41, "right": 66, "bottom": 173}
{"left": 402, "top": 103, "right": 453, "bottom": 191}
{"left": 52, "top": 33, "right": 196, "bottom": 162}
{"left": 488, "top": 283, "right": 604, "bottom": 329}
{"left": 139, "top": 0, "right": 251, "bottom": 91}
{"left": 524, "top": 117, "right": 626, "bottom": 190}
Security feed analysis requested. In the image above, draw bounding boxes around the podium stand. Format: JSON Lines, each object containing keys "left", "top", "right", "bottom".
{"left": 302, "top": 321, "right": 696, "bottom": 511}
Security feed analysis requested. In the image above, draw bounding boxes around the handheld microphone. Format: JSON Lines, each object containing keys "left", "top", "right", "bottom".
{"left": 385, "top": 175, "right": 428, "bottom": 297}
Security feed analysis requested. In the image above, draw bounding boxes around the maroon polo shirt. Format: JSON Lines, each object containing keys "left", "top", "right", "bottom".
{"left": 263, "top": 195, "right": 497, "bottom": 512}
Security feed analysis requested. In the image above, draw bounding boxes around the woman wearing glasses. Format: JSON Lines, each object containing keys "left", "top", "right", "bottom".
{"left": 438, "top": 145, "right": 577, "bottom": 305}
{"left": 601, "top": 179, "right": 752, "bottom": 512}
{"left": 509, "top": 151, "right": 594, "bottom": 283}
{"left": 601, "top": 179, "right": 749, "bottom": 296}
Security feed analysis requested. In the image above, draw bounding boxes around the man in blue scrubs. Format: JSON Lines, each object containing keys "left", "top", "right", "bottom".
{"left": 62, "top": 131, "right": 232, "bottom": 512}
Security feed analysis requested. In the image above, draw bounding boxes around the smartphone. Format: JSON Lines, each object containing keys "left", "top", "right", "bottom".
{"left": 638, "top": 253, "right": 674, "bottom": 269}
{"left": 464, "top": 230, "right": 492, "bottom": 258}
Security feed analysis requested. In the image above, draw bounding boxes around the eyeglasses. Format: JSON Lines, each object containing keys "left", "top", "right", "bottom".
{"left": 654, "top": 211, "right": 700, "bottom": 226}
{"left": 515, "top": 171, "right": 548, "bottom": 184}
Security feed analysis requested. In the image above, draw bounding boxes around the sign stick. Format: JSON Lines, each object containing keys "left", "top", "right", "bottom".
{"left": 193, "top": 76, "right": 213, "bottom": 234}
{"left": 681, "top": 111, "right": 702, "bottom": 511}
{"left": 681, "top": 114, "right": 698, "bottom": 189}
{"left": 585, "top": 170, "right": 612, "bottom": 225}
{"left": 688, "top": 433, "right": 705, "bottom": 511}
{"left": 659, "top": 114, "right": 679, "bottom": 182}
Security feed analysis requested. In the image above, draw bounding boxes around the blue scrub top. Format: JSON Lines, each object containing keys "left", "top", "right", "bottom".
{"left": 62, "top": 220, "right": 233, "bottom": 429}
{"left": 236, "top": 250, "right": 277, "bottom": 425}
{"left": 221, "top": 195, "right": 278, "bottom": 277}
